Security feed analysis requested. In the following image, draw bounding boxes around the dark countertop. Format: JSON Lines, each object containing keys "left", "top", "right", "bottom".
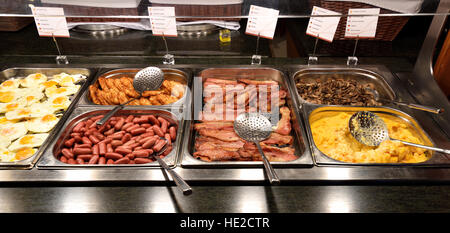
{"left": 0, "top": 20, "right": 449, "bottom": 214}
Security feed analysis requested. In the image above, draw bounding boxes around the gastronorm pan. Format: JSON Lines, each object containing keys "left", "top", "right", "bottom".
{"left": 180, "top": 67, "right": 313, "bottom": 167}
{"left": 303, "top": 104, "right": 450, "bottom": 167}
{"left": 77, "top": 68, "right": 190, "bottom": 109}
{"left": 290, "top": 66, "right": 396, "bottom": 106}
{"left": 0, "top": 67, "right": 92, "bottom": 169}
{"left": 37, "top": 106, "right": 183, "bottom": 169}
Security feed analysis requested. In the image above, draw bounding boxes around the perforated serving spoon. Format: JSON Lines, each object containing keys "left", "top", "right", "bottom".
{"left": 234, "top": 113, "right": 280, "bottom": 185}
{"left": 349, "top": 111, "right": 450, "bottom": 154}
{"left": 97, "top": 67, "right": 164, "bottom": 126}
{"left": 365, "top": 87, "right": 443, "bottom": 114}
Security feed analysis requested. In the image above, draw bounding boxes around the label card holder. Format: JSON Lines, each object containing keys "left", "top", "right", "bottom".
{"left": 148, "top": 7, "right": 177, "bottom": 64}
{"left": 245, "top": 5, "right": 280, "bottom": 65}
{"left": 306, "top": 6, "right": 341, "bottom": 65}
{"left": 31, "top": 6, "right": 69, "bottom": 64}
{"left": 344, "top": 8, "right": 380, "bottom": 66}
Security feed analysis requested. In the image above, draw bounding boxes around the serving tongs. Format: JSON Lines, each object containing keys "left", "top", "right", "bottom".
{"left": 153, "top": 137, "right": 193, "bottom": 195}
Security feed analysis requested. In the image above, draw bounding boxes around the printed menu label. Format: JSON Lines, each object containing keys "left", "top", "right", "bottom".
{"left": 306, "top": 6, "right": 341, "bottom": 42}
{"left": 31, "top": 7, "right": 69, "bottom": 38}
{"left": 245, "top": 5, "right": 279, "bottom": 39}
{"left": 345, "top": 8, "right": 380, "bottom": 38}
{"left": 148, "top": 7, "right": 177, "bottom": 37}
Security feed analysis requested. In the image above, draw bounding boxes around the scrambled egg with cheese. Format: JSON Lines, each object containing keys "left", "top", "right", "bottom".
{"left": 310, "top": 112, "right": 431, "bottom": 163}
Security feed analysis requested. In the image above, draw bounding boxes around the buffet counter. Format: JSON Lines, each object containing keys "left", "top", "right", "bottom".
{"left": 0, "top": 61, "right": 449, "bottom": 213}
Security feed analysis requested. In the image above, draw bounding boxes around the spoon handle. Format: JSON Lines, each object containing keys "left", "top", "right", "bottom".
{"left": 96, "top": 97, "right": 137, "bottom": 126}
{"left": 155, "top": 156, "right": 193, "bottom": 195}
{"left": 406, "top": 103, "right": 443, "bottom": 114}
{"left": 391, "top": 138, "right": 450, "bottom": 154}
{"left": 256, "top": 143, "right": 280, "bottom": 185}
{"left": 383, "top": 98, "right": 443, "bottom": 114}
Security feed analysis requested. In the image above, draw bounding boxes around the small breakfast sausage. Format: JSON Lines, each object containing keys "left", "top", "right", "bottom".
{"left": 64, "top": 138, "right": 75, "bottom": 148}
{"left": 76, "top": 158, "right": 85, "bottom": 164}
{"left": 125, "top": 115, "right": 134, "bottom": 123}
{"left": 61, "top": 148, "right": 74, "bottom": 159}
{"left": 60, "top": 156, "right": 68, "bottom": 163}
{"left": 152, "top": 139, "right": 167, "bottom": 152}
{"left": 115, "top": 147, "right": 132, "bottom": 155}
{"left": 91, "top": 114, "right": 105, "bottom": 121}
{"left": 88, "top": 155, "right": 99, "bottom": 164}
{"left": 74, "top": 135, "right": 82, "bottom": 143}
{"left": 77, "top": 154, "right": 93, "bottom": 161}
{"left": 165, "top": 133, "right": 172, "bottom": 146}
{"left": 114, "top": 157, "right": 130, "bottom": 164}
{"left": 81, "top": 136, "right": 92, "bottom": 146}
{"left": 132, "top": 150, "right": 150, "bottom": 158}
{"left": 121, "top": 122, "right": 134, "bottom": 131}
{"left": 73, "top": 147, "right": 92, "bottom": 155}
{"left": 169, "top": 126, "right": 177, "bottom": 141}
{"left": 114, "top": 118, "right": 125, "bottom": 130}
{"left": 148, "top": 115, "right": 160, "bottom": 126}
{"left": 92, "top": 144, "right": 99, "bottom": 155}
{"left": 123, "top": 139, "right": 136, "bottom": 147}
{"left": 73, "top": 121, "right": 86, "bottom": 133}
{"left": 98, "top": 157, "right": 106, "bottom": 164}
{"left": 142, "top": 137, "right": 158, "bottom": 149}
{"left": 126, "top": 124, "right": 140, "bottom": 133}
{"left": 125, "top": 153, "right": 135, "bottom": 160}
{"left": 141, "top": 123, "right": 151, "bottom": 129}
{"left": 145, "top": 127, "right": 155, "bottom": 134}
{"left": 133, "top": 117, "right": 148, "bottom": 124}
{"left": 93, "top": 132, "right": 105, "bottom": 141}
{"left": 152, "top": 125, "right": 165, "bottom": 137}
{"left": 106, "top": 159, "right": 114, "bottom": 164}
{"left": 106, "top": 143, "right": 114, "bottom": 153}
{"left": 98, "top": 142, "right": 106, "bottom": 155}
{"left": 134, "top": 158, "right": 153, "bottom": 164}
{"left": 68, "top": 158, "right": 77, "bottom": 164}
{"left": 105, "top": 152, "right": 123, "bottom": 160}
{"left": 160, "top": 119, "right": 168, "bottom": 134}
{"left": 111, "top": 140, "right": 123, "bottom": 148}
{"left": 88, "top": 135, "right": 100, "bottom": 144}
{"left": 130, "top": 127, "right": 146, "bottom": 136}
{"left": 121, "top": 133, "right": 132, "bottom": 143}
{"left": 104, "top": 128, "right": 115, "bottom": 136}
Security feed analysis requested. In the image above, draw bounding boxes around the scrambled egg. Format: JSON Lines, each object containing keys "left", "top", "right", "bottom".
{"left": 310, "top": 112, "right": 431, "bottom": 163}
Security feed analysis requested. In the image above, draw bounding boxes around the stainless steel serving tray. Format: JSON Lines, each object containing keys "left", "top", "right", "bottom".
{"left": 0, "top": 67, "right": 93, "bottom": 169}
{"left": 180, "top": 67, "right": 313, "bottom": 167}
{"left": 77, "top": 68, "right": 190, "bottom": 109}
{"left": 303, "top": 105, "right": 450, "bottom": 167}
{"left": 290, "top": 66, "right": 396, "bottom": 105}
{"left": 37, "top": 106, "right": 184, "bottom": 169}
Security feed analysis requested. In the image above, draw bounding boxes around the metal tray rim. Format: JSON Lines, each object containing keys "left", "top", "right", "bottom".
{"left": 36, "top": 106, "right": 184, "bottom": 169}
{"left": 180, "top": 67, "right": 314, "bottom": 167}
{"left": 302, "top": 104, "right": 450, "bottom": 167}
{"left": 0, "top": 67, "right": 93, "bottom": 169}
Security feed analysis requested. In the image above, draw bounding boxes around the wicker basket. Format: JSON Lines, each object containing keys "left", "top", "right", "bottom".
{"left": 309, "top": 0, "right": 410, "bottom": 41}
{"left": 150, "top": 3, "right": 242, "bottom": 22}
{"left": 41, "top": 3, "right": 142, "bottom": 23}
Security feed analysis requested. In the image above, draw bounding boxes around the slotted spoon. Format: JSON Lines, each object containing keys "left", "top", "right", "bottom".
{"left": 97, "top": 67, "right": 164, "bottom": 126}
{"left": 234, "top": 113, "right": 280, "bottom": 185}
{"left": 349, "top": 111, "right": 450, "bottom": 154}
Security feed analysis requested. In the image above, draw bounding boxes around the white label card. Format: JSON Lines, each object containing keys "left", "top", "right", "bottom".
{"left": 345, "top": 8, "right": 380, "bottom": 38}
{"left": 148, "top": 7, "right": 177, "bottom": 37}
{"left": 245, "top": 5, "right": 279, "bottom": 39}
{"left": 31, "top": 7, "right": 69, "bottom": 38}
{"left": 306, "top": 6, "right": 341, "bottom": 42}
